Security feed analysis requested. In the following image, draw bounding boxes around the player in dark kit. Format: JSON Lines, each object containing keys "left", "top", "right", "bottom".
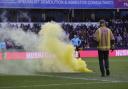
{"left": 94, "top": 20, "right": 115, "bottom": 77}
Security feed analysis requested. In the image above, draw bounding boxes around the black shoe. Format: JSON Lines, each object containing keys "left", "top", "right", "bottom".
{"left": 101, "top": 74, "right": 105, "bottom": 77}
{"left": 106, "top": 70, "right": 110, "bottom": 76}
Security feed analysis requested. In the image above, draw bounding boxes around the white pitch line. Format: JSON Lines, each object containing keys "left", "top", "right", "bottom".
{"left": 0, "top": 74, "right": 128, "bottom": 89}
{"left": 1, "top": 74, "right": 128, "bottom": 83}
{"left": 30, "top": 74, "right": 128, "bottom": 83}
{"left": 0, "top": 81, "right": 123, "bottom": 89}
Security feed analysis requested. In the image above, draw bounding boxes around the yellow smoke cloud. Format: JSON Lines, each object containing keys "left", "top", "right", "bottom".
{"left": 39, "top": 22, "right": 92, "bottom": 72}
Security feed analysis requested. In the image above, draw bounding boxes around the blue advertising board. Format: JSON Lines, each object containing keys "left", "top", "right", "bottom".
{"left": 0, "top": 0, "right": 127, "bottom": 9}
{"left": 0, "top": 0, "right": 114, "bottom": 9}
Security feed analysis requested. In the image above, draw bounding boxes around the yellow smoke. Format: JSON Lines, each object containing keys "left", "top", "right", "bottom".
{"left": 39, "top": 22, "right": 92, "bottom": 72}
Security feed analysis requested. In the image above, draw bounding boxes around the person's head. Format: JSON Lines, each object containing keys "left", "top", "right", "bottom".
{"left": 99, "top": 20, "right": 106, "bottom": 27}
{"left": 74, "top": 35, "right": 77, "bottom": 38}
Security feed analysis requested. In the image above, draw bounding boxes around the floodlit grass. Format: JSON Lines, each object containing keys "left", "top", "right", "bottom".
{"left": 0, "top": 56, "right": 128, "bottom": 89}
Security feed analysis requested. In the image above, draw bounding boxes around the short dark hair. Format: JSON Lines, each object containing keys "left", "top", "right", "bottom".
{"left": 100, "top": 20, "right": 106, "bottom": 26}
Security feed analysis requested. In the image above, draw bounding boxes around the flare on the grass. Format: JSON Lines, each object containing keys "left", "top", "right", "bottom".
{"left": 39, "top": 22, "right": 92, "bottom": 72}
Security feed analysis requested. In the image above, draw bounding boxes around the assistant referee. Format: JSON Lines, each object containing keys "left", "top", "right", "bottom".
{"left": 94, "top": 20, "right": 115, "bottom": 77}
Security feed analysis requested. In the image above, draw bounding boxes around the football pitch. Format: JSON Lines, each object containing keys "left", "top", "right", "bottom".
{"left": 0, "top": 56, "right": 128, "bottom": 89}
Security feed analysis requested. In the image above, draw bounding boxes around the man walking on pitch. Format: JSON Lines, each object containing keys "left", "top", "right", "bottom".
{"left": 94, "top": 20, "right": 115, "bottom": 77}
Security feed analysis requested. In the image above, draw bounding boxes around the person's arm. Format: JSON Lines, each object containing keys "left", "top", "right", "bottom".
{"left": 78, "top": 38, "right": 81, "bottom": 46}
{"left": 71, "top": 39, "right": 74, "bottom": 45}
{"left": 93, "top": 29, "right": 99, "bottom": 46}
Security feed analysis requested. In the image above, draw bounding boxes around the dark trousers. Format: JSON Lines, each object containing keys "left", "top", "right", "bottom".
{"left": 75, "top": 46, "right": 80, "bottom": 58}
{"left": 98, "top": 50, "right": 109, "bottom": 76}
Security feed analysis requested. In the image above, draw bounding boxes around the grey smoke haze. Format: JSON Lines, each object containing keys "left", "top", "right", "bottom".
{"left": 0, "top": 26, "right": 42, "bottom": 74}
{"left": 0, "top": 23, "right": 72, "bottom": 75}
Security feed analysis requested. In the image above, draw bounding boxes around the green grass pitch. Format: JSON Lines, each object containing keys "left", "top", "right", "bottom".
{"left": 0, "top": 56, "right": 128, "bottom": 89}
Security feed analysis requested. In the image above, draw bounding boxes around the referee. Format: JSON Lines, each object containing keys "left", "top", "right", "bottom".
{"left": 94, "top": 20, "right": 115, "bottom": 77}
